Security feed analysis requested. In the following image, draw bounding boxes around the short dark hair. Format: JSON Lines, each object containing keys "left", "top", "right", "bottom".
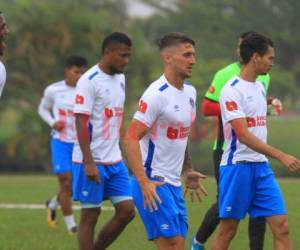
{"left": 101, "top": 32, "right": 132, "bottom": 54}
{"left": 240, "top": 31, "right": 257, "bottom": 40}
{"left": 157, "top": 32, "right": 195, "bottom": 51}
{"left": 65, "top": 55, "right": 88, "bottom": 68}
{"left": 239, "top": 33, "right": 274, "bottom": 64}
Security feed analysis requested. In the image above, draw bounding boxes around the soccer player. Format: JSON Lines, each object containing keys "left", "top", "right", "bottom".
{"left": 209, "top": 33, "right": 300, "bottom": 250}
{"left": 0, "top": 11, "right": 9, "bottom": 98}
{"left": 191, "top": 31, "right": 282, "bottom": 250}
{"left": 38, "top": 55, "right": 88, "bottom": 233}
{"left": 124, "top": 32, "right": 207, "bottom": 250}
{"left": 72, "top": 32, "right": 135, "bottom": 250}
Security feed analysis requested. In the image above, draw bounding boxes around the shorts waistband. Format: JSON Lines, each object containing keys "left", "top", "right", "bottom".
{"left": 235, "top": 161, "right": 268, "bottom": 165}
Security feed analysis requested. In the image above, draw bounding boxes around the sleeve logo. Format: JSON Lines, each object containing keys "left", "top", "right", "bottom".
{"left": 208, "top": 86, "right": 215, "bottom": 94}
{"left": 225, "top": 101, "right": 238, "bottom": 111}
{"left": 138, "top": 100, "right": 148, "bottom": 113}
{"left": 75, "top": 95, "right": 84, "bottom": 104}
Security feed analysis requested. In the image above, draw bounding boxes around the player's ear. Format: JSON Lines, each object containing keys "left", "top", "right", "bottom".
{"left": 252, "top": 52, "right": 260, "bottom": 64}
{"left": 161, "top": 49, "right": 172, "bottom": 64}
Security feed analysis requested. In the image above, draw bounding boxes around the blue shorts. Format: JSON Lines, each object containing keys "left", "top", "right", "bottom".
{"left": 50, "top": 137, "right": 74, "bottom": 175}
{"left": 219, "top": 162, "right": 286, "bottom": 219}
{"left": 131, "top": 176, "right": 188, "bottom": 241}
{"left": 72, "top": 161, "right": 132, "bottom": 207}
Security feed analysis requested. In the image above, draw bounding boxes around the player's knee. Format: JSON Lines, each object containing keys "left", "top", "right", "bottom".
{"left": 115, "top": 202, "right": 135, "bottom": 223}
{"left": 274, "top": 220, "right": 290, "bottom": 239}
{"left": 219, "top": 225, "right": 237, "bottom": 241}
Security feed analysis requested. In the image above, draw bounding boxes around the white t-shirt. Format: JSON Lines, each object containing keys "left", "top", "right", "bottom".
{"left": 0, "top": 61, "right": 7, "bottom": 98}
{"left": 134, "top": 75, "right": 197, "bottom": 186}
{"left": 220, "top": 76, "right": 268, "bottom": 165}
{"left": 72, "top": 65, "right": 125, "bottom": 164}
{"left": 38, "top": 80, "right": 77, "bottom": 143}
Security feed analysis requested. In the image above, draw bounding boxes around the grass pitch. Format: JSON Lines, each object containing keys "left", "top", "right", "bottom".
{"left": 0, "top": 175, "right": 300, "bottom": 249}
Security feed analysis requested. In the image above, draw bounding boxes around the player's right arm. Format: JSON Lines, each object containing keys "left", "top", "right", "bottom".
{"left": 75, "top": 113, "right": 99, "bottom": 183}
{"left": 73, "top": 78, "right": 99, "bottom": 183}
{"left": 38, "top": 85, "right": 64, "bottom": 131}
{"left": 124, "top": 95, "right": 164, "bottom": 212}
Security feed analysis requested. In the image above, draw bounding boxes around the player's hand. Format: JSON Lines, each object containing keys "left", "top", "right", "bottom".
{"left": 140, "top": 180, "right": 164, "bottom": 212}
{"left": 267, "top": 98, "right": 282, "bottom": 116}
{"left": 84, "top": 162, "right": 100, "bottom": 183}
{"left": 278, "top": 153, "right": 300, "bottom": 172}
{"left": 183, "top": 170, "right": 208, "bottom": 202}
{"left": 53, "top": 121, "right": 65, "bottom": 131}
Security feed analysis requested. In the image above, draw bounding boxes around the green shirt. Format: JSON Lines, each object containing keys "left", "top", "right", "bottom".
{"left": 204, "top": 62, "right": 271, "bottom": 150}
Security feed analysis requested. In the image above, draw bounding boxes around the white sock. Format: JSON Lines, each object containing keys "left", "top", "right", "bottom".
{"left": 48, "top": 195, "right": 59, "bottom": 210}
{"left": 64, "top": 215, "right": 76, "bottom": 230}
{"left": 193, "top": 237, "right": 203, "bottom": 246}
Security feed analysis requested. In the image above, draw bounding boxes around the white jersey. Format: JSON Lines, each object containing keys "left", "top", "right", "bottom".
{"left": 72, "top": 65, "right": 125, "bottom": 164}
{"left": 0, "top": 61, "right": 6, "bottom": 98}
{"left": 220, "top": 76, "right": 268, "bottom": 165}
{"left": 134, "top": 75, "right": 197, "bottom": 186}
{"left": 38, "top": 80, "right": 77, "bottom": 143}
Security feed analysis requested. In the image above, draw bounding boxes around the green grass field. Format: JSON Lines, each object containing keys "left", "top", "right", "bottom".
{"left": 0, "top": 175, "right": 299, "bottom": 250}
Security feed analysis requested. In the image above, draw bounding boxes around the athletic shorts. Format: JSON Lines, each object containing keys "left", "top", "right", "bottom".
{"left": 131, "top": 176, "right": 188, "bottom": 240}
{"left": 50, "top": 137, "right": 74, "bottom": 175}
{"left": 72, "top": 161, "right": 132, "bottom": 207}
{"left": 219, "top": 161, "right": 286, "bottom": 219}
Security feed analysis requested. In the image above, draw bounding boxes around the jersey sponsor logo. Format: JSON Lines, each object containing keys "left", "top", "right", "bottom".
{"left": 225, "top": 101, "right": 238, "bottom": 111}
{"left": 246, "top": 116, "right": 266, "bottom": 127}
{"left": 208, "top": 86, "right": 215, "bottom": 93}
{"left": 138, "top": 100, "right": 148, "bottom": 113}
{"left": 104, "top": 107, "right": 124, "bottom": 118}
{"left": 167, "top": 126, "right": 190, "bottom": 139}
{"left": 75, "top": 94, "right": 84, "bottom": 104}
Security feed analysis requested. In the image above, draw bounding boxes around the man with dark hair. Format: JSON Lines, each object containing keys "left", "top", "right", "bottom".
{"left": 0, "top": 11, "right": 9, "bottom": 98}
{"left": 191, "top": 31, "right": 282, "bottom": 250}
{"left": 72, "top": 32, "right": 135, "bottom": 250}
{"left": 210, "top": 33, "right": 300, "bottom": 250}
{"left": 124, "top": 32, "right": 207, "bottom": 250}
{"left": 38, "top": 55, "right": 88, "bottom": 234}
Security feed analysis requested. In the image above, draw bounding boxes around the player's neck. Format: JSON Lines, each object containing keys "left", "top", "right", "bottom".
{"left": 98, "top": 61, "right": 113, "bottom": 75}
{"left": 239, "top": 66, "right": 257, "bottom": 83}
{"left": 164, "top": 71, "right": 184, "bottom": 90}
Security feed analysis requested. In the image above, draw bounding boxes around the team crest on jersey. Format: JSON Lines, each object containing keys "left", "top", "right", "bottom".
{"left": 225, "top": 101, "right": 238, "bottom": 111}
{"left": 173, "top": 105, "right": 180, "bottom": 112}
{"left": 120, "top": 82, "right": 125, "bottom": 91}
{"left": 75, "top": 94, "right": 84, "bottom": 104}
{"left": 189, "top": 98, "right": 195, "bottom": 109}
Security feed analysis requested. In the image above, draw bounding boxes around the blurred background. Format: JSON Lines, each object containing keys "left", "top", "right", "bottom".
{"left": 0, "top": 0, "right": 299, "bottom": 176}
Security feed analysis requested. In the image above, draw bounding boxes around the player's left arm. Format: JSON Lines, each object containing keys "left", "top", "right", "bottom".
{"left": 182, "top": 144, "right": 207, "bottom": 202}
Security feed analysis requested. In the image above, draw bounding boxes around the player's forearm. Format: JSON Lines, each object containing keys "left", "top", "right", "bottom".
{"left": 124, "top": 140, "right": 148, "bottom": 183}
{"left": 201, "top": 98, "right": 221, "bottom": 116}
{"left": 38, "top": 104, "right": 55, "bottom": 127}
{"left": 75, "top": 115, "right": 94, "bottom": 163}
{"left": 182, "top": 144, "right": 194, "bottom": 174}
{"left": 238, "top": 131, "right": 284, "bottom": 160}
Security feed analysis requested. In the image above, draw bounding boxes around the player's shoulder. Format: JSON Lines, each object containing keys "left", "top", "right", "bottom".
{"left": 0, "top": 61, "right": 5, "bottom": 71}
{"left": 45, "top": 80, "right": 65, "bottom": 93}
{"left": 222, "top": 76, "right": 242, "bottom": 93}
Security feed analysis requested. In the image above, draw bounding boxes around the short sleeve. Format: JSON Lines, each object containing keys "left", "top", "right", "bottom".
{"left": 74, "top": 78, "right": 95, "bottom": 115}
{"left": 133, "top": 93, "right": 163, "bottom": 128}
{"left": 0, "top": 63, "right": 6, "bottom": 98}
{"left": 220, "top": 85, "right": 245, "bottom": 123}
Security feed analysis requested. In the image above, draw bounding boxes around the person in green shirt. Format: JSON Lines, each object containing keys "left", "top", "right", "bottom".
{"left": 191, "top": 32, "right": 282, "bottom": 250}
